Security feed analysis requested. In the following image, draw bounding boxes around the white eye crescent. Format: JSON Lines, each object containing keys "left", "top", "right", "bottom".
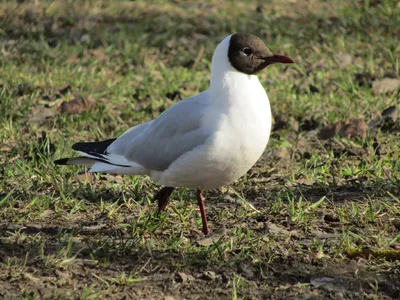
{"left": 242, "top": 47, "right": 252, "bottom": 56}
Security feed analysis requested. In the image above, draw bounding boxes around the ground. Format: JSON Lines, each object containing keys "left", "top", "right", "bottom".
{"left": 1, "top": 0, "right": 400, "bottom": 299}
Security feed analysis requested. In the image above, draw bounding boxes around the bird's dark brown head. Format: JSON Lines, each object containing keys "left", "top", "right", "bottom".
{"left": 228, "top": 33, "right": 294, "bottom": 75}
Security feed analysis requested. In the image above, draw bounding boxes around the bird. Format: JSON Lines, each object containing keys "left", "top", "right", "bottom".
{"left": 54, "top": 33, "right": 293, "bottom": 235}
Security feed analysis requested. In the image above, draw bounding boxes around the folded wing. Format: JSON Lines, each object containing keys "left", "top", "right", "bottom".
{"left": 107, "top": 93, "right": 210, "bottom": 172}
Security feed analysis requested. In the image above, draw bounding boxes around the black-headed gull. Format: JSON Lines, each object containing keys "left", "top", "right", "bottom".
{"left": 55, "top": 33, "right": 293, "bottom": 234}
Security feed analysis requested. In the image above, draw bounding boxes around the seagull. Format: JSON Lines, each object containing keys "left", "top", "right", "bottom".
{"left": 55, "top": 33, "right": 293, "bottom": 235}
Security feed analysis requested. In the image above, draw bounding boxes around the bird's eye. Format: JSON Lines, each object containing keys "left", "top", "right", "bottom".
{"left": 242, "top": 47, "right": 252, "bottom": 56}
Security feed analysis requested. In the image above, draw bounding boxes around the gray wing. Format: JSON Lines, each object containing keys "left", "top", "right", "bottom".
{"left": 107, "top": 92, "right": 210, "bottom": 171}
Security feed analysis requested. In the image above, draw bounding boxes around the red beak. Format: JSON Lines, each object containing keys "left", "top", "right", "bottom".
{"left": 265, "top": 54, "right": 294, "bottom": 65}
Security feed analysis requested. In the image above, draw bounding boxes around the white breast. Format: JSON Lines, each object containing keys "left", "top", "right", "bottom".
{"left": 156, "top": 75, "right": 272, "bottom": 190}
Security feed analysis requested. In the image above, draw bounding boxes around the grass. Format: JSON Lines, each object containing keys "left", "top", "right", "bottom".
{"left": 1, "top": 0, "right": 400, "bottom": 299}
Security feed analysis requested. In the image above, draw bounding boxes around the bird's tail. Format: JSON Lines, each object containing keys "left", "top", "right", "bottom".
{"left": 54, "top": 138, "right": 144, "bottom": 175}
{"left": 54, "top": 138, "right": 118, "bottom": 167}
{"left": 54, "top": 157, "right": 97, "bottom": 166}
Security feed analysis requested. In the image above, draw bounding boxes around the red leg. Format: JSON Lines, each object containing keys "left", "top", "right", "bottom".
{"left": 196, "top": 189, "right": 210, "bottom": 235}
{"left": 153, "top": 187, "right": 174, "bottom": 213}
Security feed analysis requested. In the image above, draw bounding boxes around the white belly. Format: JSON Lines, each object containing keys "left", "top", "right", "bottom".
{"left": 155, "top": 94, "right": 272, "bottom": 190}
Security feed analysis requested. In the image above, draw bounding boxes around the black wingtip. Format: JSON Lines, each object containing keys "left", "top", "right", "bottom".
{"left": 72, "top": 139, "right": 116, "bottom": 154}
{"left": 54, "top": 158, "right": 70, "bottom": 165}
{"left": 71, "top": 142, "right": 84, "bottom": 151}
